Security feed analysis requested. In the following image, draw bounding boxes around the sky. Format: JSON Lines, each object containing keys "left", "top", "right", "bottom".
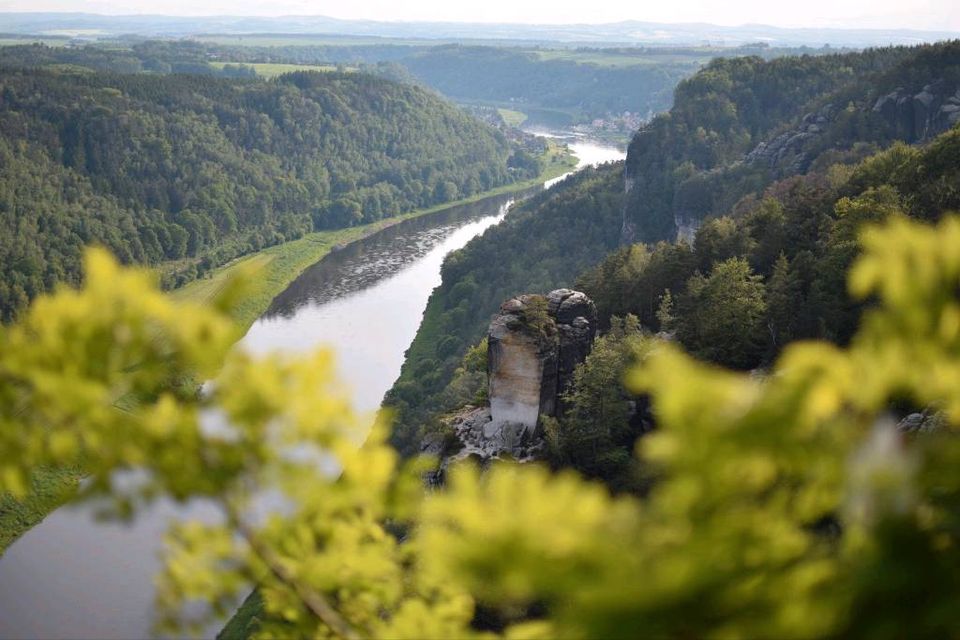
{"left": 1, "top": 0, "right": 959, "bottom": 32}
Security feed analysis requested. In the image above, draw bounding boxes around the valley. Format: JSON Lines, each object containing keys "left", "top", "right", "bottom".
{"left": 0, "top": 131, "right": 619, "bottom": 639}
{"left": 1, "top": 10, "right": 960, "bottom": 640}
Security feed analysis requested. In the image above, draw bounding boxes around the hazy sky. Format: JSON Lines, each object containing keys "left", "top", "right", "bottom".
{"left": 2, "top": 0, "right": 959, "bottom": 32}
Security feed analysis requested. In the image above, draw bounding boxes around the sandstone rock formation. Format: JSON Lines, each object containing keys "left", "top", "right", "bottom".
{"left": 873, "top": 83, "right": 960, "bottom": 142}
{"left": 434, "top": 289, "right": 598, "bottom": 470}
{"left": 487, "top": 289, "right": 597, "bottom": 438}
{"left": 487, "top": 294, "right": 559, "bottom": 439}
{"left": 896, "top": 410, "right": 945, "bottom": 435}
{"left": 549, "top": 289, "right": 599, "bottom": 405}
{"left": 744, "top": 103, "right": 837, "bottom": 175}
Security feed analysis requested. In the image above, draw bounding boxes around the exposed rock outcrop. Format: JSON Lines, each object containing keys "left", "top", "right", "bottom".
{"left": 435, "top": 289, "right": 598, "bottom": 471}
{"left": 873, "top": 83, "right": 960, "bottom": 142}
{"left": 746, "top": 83, "right": 960, "bottom": 177}
{"left": 488, "top": 294, "right": 559, "bottom": 437}
{"left": 896, "top": 410, "right": 945, "bottom": 435}
{"left": 621, "top": 77, "right": 960, "bottom": 246}
{"left": 744, "top": 103, "right": 837, "bottom": 175}
{"left": 549, "top": 289, "right": 599, "bottom": 405}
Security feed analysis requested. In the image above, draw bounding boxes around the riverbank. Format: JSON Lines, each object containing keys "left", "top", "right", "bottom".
{"left": 173, "top": 140, "right": 575, "bottom": 332}
{"left": 0, "top": 141, "right": 574, "bottom": 557}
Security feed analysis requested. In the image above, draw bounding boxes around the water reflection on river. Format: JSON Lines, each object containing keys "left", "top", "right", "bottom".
{"left": 243, "top": 193, "right": 523, "bottom": 413}
{"left": 0, "top": 136, "right": 624, "bottom": 639}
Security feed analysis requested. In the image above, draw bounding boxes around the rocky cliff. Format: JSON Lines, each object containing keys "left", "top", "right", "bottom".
{"left": 873, "top": 83, "right": 960, "bottom": 143}
{"left": 433, "top": 289, "right": 597, "bottom": 470}
{"left": 620, "top": 45, "right": 960, "bottom": 246}
{"left": 745, "top": 84, "right": 960, "bottom": 176}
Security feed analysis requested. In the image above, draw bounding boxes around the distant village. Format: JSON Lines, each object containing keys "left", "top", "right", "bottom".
{"left": 574, "top": 110, "right": 651, "bottom": 136}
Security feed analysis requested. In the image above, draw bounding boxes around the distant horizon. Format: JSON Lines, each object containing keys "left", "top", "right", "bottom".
{"left": 1, "top": 10, "right": 959, "bottom": 35}
{"left": 0, "top": 0, "right": 958, "bottom": 33}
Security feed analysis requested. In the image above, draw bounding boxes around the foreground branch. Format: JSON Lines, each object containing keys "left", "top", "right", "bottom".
{"left": 226, "top": 503, "right": 360, "bottom": 640}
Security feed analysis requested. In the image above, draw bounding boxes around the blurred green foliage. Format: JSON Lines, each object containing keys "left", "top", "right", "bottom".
{"left": 3, "top": 208, "right": 960, "bottom": 638}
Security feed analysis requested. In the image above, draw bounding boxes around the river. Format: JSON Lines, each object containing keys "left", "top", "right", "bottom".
{"left": 0, "top": 136, "right": 624, "bottom": 639}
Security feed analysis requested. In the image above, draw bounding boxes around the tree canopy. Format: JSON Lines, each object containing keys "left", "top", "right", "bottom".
{"left": 0, "top": 65, "right": 535, "bottom": 320}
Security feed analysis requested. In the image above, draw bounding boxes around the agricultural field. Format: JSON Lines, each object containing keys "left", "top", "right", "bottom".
{"left": 533, "top": 47, "right": 718, "bottom": 67}
{"left": 497, "top": 108, "right": 527, "bottom": 127}
{"left": 208, "top": 61, "right": 347, "bottom": 76}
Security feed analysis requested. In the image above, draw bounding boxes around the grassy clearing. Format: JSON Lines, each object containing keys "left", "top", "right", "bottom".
{"left": 0, "top": 467, "right": 83, "bottom": 555}
{"left": 393, "top": 287, "right": 447, "bottom": 388}
{"left": 497, "top": 108, "right": 528, "bottom": 128}
{"left": 534, "top": 48, "right": 717, "bottom": 67}
{"left": 208, "top": 61, "right": 348, "bottom": 77}
{"left": 0, "top": 37, "right": 71, "bottom": 47}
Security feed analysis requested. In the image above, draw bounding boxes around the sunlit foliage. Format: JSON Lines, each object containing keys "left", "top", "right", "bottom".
{"left": 4, "top": 212, "right": 960, "bottom": 638}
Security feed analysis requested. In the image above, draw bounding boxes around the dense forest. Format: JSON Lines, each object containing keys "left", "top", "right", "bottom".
{"left": 385, "top": 41, "right": 960, "bottom": 490}
{"left": 0, "top": 63, "right": 538, "bottom": 320}
{"left": 623, "top": 41, "right": 960, "bottom": 242}
{"left": 561, "top": 124, "right": 960, "bottom": 487}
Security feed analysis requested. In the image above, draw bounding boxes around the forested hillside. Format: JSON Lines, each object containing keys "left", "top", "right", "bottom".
{"left": 552, "top": 120, "right": 959, "bottom": 489}
{"left": 0, "top": 41, "right": 706, "bottom": 128}
{"left": 0, "top": 65, "right": 536, "bottom": 320}
{"left": 623, "top": 41, "right": 960, "bottom": 242}
{"left": 387, "top": 116, "right": 960, "bottom": 491}
{"left": 587, "top": 125, "right": 960, "bottom": 363}
{"left": 400, "top": 46, "right": 696, "bottom": 125}
{"left": 0, "top": 40, "right": 252, "bottom": 75}
{"left": 384, "top": 41, "right": 960, "bottom": 480}
{"left": 385, "top": 165, "right": 624, "bottom": 455}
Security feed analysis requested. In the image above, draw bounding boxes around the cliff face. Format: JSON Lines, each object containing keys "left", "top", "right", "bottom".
{"left": 438, "top": 289, "right": 597, "bottom": 467}
{"left": 623, "top": 82, "right": 960, "bottom": 246}
{"left": 620, "top": 45, "right": 960, "bottom": 246}
{"left": 550, "top": 289, "right": 599, "bottom": 406}
{"left": 487, "top": 295, "right": 558, "bottom": 438}
{"left": 872, "top": 83, "right": 960, "bottom": 143}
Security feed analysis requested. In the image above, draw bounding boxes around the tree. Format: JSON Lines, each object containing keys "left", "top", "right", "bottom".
{"left": 655, "top": 289, "right": 675, "bottom": 332}
{"left": 676, "top": 257, "right": 768, "bottom": 369}
{"left": 554, "top": 315, "right": 647, "bottom": 487}
{"left": 765, "top": 252, "right": 802, "bottom": 349}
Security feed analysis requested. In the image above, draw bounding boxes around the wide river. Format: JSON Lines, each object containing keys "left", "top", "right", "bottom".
{"left": 0, "top": 135, "right": 624, "bottom": 639}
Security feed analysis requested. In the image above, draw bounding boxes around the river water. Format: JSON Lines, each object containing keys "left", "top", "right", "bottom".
{"left": 0, "top": 136, "right": 624, "bottom": 639}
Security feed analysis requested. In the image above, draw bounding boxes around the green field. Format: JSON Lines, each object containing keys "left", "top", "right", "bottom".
{"left": 209, "top": 61, "right": 347, "bottom": 77}
{"left": 0, "top": 466, "right": 83, "bottom": 554}
{"left": 497, "top": 108, "right": 527, "bottom": 128}
{"left": 534, "top": 48, "right": 717, "bottom": 67}
{"left": 0, "top": 37, "right": 71, "bottom": 46}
